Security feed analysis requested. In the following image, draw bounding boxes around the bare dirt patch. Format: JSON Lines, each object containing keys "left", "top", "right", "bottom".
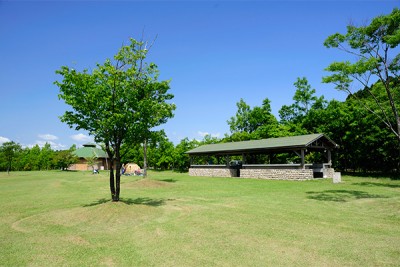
{"left": 124, "top": 178, "right": 174, "bottom": 189}
{"left": 63, "top": 235, "right": 91, "bottom": 246}
{"left": 100, "top": 257, "right": 116, "bottom": 267}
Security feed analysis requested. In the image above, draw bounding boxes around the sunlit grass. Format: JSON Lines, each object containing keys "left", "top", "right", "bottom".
{"left": 0, "top": 170, "right": 399, "bottom": 266}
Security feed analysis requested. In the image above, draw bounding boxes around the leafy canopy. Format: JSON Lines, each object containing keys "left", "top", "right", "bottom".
{"left": 323, "top": 8, "right": 400, "bottom": 142}
{"left": 55, "top": 38, "right": 175, "bottom": 154}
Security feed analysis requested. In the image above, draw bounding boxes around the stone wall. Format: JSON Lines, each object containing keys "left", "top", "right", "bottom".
{"left": 324, "top": 168, "right": 335, "bottom": 178}
{"left": 189, "top": 168, "right": 237, "bottom": 178}
{"left": 189, "top": 167, "right": 316, "bottom": 180}
{"left": 240, "top": 168, "right": 314, "bottom": 180}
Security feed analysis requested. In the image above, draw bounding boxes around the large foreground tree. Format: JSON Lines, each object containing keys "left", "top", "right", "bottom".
{"left": 323, "top": 8, "right": 400, "bottom": 146}
{"left": 55, "top": 38, "right": 175, "bottom": 201}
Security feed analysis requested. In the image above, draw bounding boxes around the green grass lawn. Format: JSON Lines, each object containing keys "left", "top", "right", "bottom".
{"left": 0, "top": 170, "right": 399, "bottom": 266}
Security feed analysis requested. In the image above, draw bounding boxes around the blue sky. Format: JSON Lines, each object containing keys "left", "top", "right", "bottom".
{"left": 0, "top": 0, "right": 398, "bottom": 149}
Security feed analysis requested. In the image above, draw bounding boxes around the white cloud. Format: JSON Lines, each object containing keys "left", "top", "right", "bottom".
{"left": 0, "top": 136, "right": 11, "bottom": 144}
{"left": 197, "top": 131, "right": 221, "bottom": 138}
{"left": 70, "top": 133, "right": 93, "bottom": 142}
{"left": 211, "top": 133, "right": 221, "bottom": 138}
{"left": 36, "top": 141, "right": 67, "bottom": 150}
{"left": 198, "top": 131, "right": 209, "bottom": 137}
{"left": 38, "top": 134, "right": 58, "bottom": 141}
{"left": 25, "top": 141, "right": 67, "bottom": 150}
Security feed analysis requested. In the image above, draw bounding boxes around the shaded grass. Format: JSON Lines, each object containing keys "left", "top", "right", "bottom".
{"left": 306, "top": 189, "right": 388, "bottom": 202}
{"left": 0, "top": 170, "right": 399, "bottom": 266}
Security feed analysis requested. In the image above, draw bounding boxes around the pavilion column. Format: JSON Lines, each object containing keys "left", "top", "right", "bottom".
{"left": 301, "top": 149, "right": 305, "bottom": 169}
{"left": 327, "top": 149, "right": 332, "bottom": 166}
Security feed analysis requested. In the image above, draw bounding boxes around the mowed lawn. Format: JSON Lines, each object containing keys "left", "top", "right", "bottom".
{"left": 0, "top": 171, "right": 399, "bottom": 266}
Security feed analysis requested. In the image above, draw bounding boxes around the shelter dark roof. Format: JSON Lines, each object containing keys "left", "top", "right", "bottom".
{"left": 186, "top": 133, "right": 338, "bottom": 155}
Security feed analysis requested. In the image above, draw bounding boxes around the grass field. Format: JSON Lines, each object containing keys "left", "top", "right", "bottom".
{"left": 0, "top": 170, "right": 399, "bottom": 266}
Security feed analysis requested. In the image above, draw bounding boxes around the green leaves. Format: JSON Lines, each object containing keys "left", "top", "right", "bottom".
{"left": 279, "top": 77, "right": 320, "bottom": 123}
{"left": 323, "top": 7, "right": 400, "bottom": 157}
{"left": 55, "top": 37, "right": 175, "bottom": 158}
{"left": 0, "top": 141, "right": 21, "bottom": 172}
{"left": 227, "top": 97, "right": 278, "bottom": 137}
{"left": 323, "top": 33, "right": 346, "bottom": 48}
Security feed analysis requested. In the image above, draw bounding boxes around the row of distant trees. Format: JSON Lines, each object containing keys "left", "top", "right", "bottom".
{"left": 0, "top": 143, "right": 78, "bottom": 173}
{"left": 0, "top": 136, "right": 207, "bottom": 173}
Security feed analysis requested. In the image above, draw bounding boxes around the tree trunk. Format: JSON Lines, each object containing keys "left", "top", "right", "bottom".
{"left": 7, "top": 160, "right": 11, "bottom": 175}
{"left": 115, "top": 159, "right": 121, "bottom": 202}
{"left": 106, "top": 144, "right": 118, "bottom": 201}
{"left": 143, "top": 139, "right": 148, "bottom": 178}
{"left": 116, "top": 173, "right": 120, "bottom": 201}
{"left": 397, "top": 142, "right": 400, "bottom": 174}
{"left": 109, "top": 163, "right": 117, "bottom": 201}
{"left": 383, "top": 82, "right": 400, "bottom": 145}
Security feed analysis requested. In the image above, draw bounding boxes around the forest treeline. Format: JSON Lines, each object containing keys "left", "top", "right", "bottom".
{"left": 1, "top": 77, "right": 398, "bottom": 174}
{"left": 2, "top": 9, "right": 399, "bottom": 175}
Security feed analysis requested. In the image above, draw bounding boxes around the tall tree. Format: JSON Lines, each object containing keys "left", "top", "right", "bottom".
{"left": 228, "top": 97, "right": 278, "bottom": 137}
{"left": 39, "top": 143, "right": 54, "bottom": 170}
{"left": 55, "top": 38, "right": 175, "bottom": 201}
{"left": 129, "top": 81, "right": 175, "bottom": 177}
{"left": 29, "top": 145, "right": 41, "bottom": 171}
{"left": 147, "top": 132, "right": 175, "bottom": 170}
{"left": 292, "top": 77, "right": 318, "bottom": 116}
{"left": 250, "top": 98, "right": 279, "bottom": 139}
{"left": 0, "top": 141, "right": 21, "bottom": 174}
{"left": 53, "top": 148, "right": 79, "bottom": 171}
{"left": 227, "top": 98, "right": 252, "bottom": 133}
{"left": 279, "top": 77, "right": 320, "bottom": 124}
{"left": 173, "top": 138, "right": 199, "bottom": 172}
{"left": 323, "top": 8, "right": 400, "bottom": 146}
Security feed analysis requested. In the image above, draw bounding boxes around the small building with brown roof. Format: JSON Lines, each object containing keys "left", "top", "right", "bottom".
{"left": 69, "top": 143, "right": 110, "bottom": 171}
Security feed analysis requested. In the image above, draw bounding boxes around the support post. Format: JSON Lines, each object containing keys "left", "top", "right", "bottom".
{"left": 327, "top": 149, "right": 332, "bottom": 166}
{"left": 301, "top": 149, "right": 305, "bottom": 169}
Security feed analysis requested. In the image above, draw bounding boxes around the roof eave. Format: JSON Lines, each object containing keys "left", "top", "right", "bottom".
{"left": 186, "top": 145, "right": 309, "bottom": 155}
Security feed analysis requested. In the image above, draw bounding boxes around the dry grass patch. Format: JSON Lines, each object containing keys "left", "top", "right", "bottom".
{"left": 123, "top": 177, "right": 175, "bottom": 189}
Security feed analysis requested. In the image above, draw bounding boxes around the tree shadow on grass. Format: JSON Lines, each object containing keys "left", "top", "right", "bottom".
{"left": 82, "top": 197, "right": 166, "bottom": 207}
{"left": 343, "top": 172, "right": 400, "bottom": 180}
{"left": 158, "top": 179, "right": 177, "bottom": 183}
{"left": 120, "top": 197, "right": 165, "bottom": 206}
{"left": 306, "top": 190, "right": 388, "bottom": 202}
{"left": 83, "top": 198, "right": 110, "bottom": 207}
{"left": 352, "top": 182, "right": 400, "bottom": 188}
